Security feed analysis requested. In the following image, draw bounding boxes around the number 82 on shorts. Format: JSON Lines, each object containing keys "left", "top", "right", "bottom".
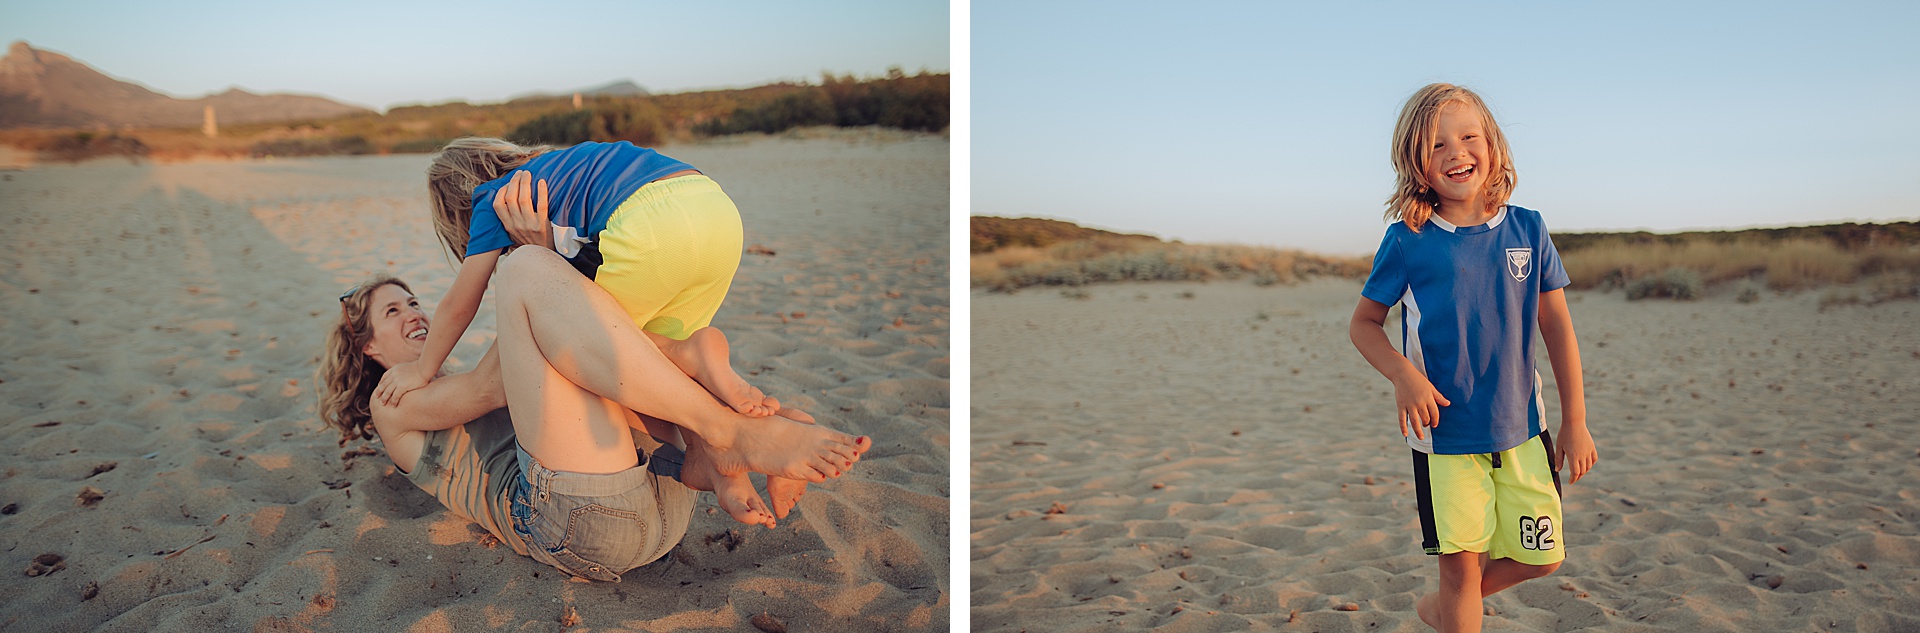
{"left": 1519, "top": 516, "right": 1555, "bottom": 551}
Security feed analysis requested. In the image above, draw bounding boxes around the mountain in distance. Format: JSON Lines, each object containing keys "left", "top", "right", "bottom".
{"left": 0, "top": 41, "right": 371, "bottom": 129}
{"left": 509, "top": 79, "right": 651, "bottom": 102}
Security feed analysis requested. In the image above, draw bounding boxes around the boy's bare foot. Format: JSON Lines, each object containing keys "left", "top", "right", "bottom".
{"left": 706, "top": 413, "right": 869, "bottom": 483}
{"left": 1416, "top": 592, "right": 1439, "bottom": 630}
{"left": 682, "top": 328, "right": 778, "bottom": 417}
{"left": 711, "top": 472, "right": 776, "bottom": 528}
{"left": 765, "top": 407, "right": 818, "bottom": 518}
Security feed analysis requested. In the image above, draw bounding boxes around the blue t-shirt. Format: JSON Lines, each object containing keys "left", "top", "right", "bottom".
{"left": 465, "top": 141, "right": 696, "bottom": 258}
{"left": 1360, "top": 205, "right": 1571, "bottom": 455}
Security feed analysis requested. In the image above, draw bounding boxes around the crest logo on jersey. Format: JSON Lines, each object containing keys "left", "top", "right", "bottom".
{"left": 1505, "top": 248, "right": 1532, "bottom": 282}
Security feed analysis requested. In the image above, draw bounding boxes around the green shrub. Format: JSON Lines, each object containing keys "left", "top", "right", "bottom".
{"left": 695, "top": 71, "right": 949, "bottom": 137}
{"left": 695, "top": 91, "right": 835, "bottom": 136}
{"left": 510, "top": 110, "right": 594, "bottom": 145}
{"left": 1625, "top": 267, "right": 1702, "bottom": 301}
{"left": 35, "top": 131, "right": 150, "bottom": 162}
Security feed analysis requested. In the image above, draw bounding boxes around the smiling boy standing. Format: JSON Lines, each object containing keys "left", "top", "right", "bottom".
{"left": 1348, "top": 84, "right": 1598, "bottom": 633}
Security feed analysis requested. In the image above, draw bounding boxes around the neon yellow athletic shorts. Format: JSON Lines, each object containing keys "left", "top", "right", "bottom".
{"left": 1412, "top": 432, "right": 1565, "bottom": 566}
{"left": 593, "top": 175, "right": 743, "bottom": 341}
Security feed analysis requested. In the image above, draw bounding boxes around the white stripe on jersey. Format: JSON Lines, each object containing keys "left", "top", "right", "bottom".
{"left": 1402, "top": 289, "right": 1434, "bottom": 454}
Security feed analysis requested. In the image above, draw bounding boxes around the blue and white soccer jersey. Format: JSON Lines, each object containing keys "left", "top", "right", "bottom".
{"left": 1361, "top": 205, "right": 1571, "bottom": 455}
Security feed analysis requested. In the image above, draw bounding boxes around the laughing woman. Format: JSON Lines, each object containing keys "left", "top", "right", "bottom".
{"left": 315, "top": 246, "right": 864, "bottom": 581}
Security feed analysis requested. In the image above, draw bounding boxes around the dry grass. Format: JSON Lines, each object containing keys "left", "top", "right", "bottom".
{"left": 1562, "top": 238, "right": 1920, "bottom": 292}
{"left": 969, "top": 216, "right": 1920, "bottom": 298}
{"left": 970, "top": 237, "right": 1370, "bottom": 292}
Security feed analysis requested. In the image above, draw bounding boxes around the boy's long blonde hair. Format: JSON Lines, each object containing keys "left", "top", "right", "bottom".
{"left": 1386, "top": 84, "right": 1516, "bottom": 232}
{"left": 315, "top": 275, "right": 409, "bottom": 446}
{"left": 426, "top": 137, "right": 553, "bottom": 261}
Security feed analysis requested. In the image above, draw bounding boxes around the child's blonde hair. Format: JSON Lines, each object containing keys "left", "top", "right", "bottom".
{"left": 425, "top": 137, "right": 554, "bottom": 261}
{"left": 1386, "top": 83, "right": 1516, "bottom": 232}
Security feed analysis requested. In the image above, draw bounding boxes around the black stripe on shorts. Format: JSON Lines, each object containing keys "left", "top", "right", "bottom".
{"left": 1539, "top": 430, "right": 1563, "bottom": 499}
{"left": 1412, "top": 449, "right": 1440, "bottom": 555}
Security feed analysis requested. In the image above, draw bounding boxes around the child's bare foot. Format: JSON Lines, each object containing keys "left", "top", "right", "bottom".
{"left": 680, "top": 328, "right": 778, "bottom": 417}
{"left": 706, "top": 413, "right": 869, "bottom": 483}
{"left": 765, "top": 407, "right": 819, "bottom": 518}
{"left": 1415, "top": 592, "right": 1440, "bottom": 630}
{"left": 710, "top": 471, "right": 776, "bottom": 528}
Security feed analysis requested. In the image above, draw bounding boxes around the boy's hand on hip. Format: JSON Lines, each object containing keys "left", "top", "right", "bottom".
{"left": 1557, "top": 424, "right": 1598, "bottom": 483}
{"left": 1391, "top": 373, "right": 1450, "bottom": 440}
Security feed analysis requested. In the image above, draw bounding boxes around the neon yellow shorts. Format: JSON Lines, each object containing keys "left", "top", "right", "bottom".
{"left": 1412, "top": 432, "right": 1565, "bottom": 566}
{"left": 594, "top": 175, "right": 743, "bottom": 341}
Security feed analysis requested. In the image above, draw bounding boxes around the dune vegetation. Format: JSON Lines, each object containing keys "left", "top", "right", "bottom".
{"left": 0, "top": 70, "right": 948, "bottom": 161}
{"left": 970, "top": 217, "right": 1371, "bottom": 292}
{"left": 1555, "top": 223, "right": 1920, "bottom": 302}
{"left": 972, "top": 216, "right": 1920, "bottom": 302}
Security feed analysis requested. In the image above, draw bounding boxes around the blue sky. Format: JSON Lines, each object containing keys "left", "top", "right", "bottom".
{"left": 974, "top": 1, "right": 1920, "bottom": 253}
{"left": 0, "top": 0, "right": 949, "bottom": 111}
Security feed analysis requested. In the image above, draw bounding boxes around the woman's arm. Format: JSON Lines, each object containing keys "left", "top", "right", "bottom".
{"left": 372, "top": 343, "right": 507, "bottom": 433}
{"left": 374, "top": 249, "right": 501, "bottom": 406}
{"left": 497, "top": 170, "right": 553, "bottom": 250}
{"left": 1538, "top": 288, "right": 1597, "bottom": 482}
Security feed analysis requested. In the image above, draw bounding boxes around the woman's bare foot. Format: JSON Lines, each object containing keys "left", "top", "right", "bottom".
{"left": 699, "top": 412, "right": 868, "bottom": 483}
{"left": 765, "top": 407, "right": 818, "bottom": 518}
{"left": 679, "top": 433, "right": 778, "bottom": 528}
{"left": 678, "top": 328, "right": 778, "bottom": 417}
{"left": 711, "top": 472, "right": 776, "bottom": 528}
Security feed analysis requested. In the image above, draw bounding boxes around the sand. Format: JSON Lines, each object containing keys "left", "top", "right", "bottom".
{"left": 0, "top": 133, "right": 949, "bottom": 632}
{"left": 970, "top": 279, "right": 1920, "bottom": 632}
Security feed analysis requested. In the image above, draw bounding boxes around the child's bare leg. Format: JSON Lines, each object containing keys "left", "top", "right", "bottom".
{"left": 1418, "top": 552, "right": 1485, "bottom": 632}
{"left": 1418, "top": 555, "right": 1558, "bottom": 631}
{"left": 1479, "top": 559, "right": 1558, "bottom": 596}
{"left": 646, "top": 328, "right": 777, "bottom": 417}
{"left": 645, "top": 330, "right": 814, "bottom": 517}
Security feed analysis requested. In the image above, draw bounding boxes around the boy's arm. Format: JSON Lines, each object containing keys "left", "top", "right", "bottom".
{"left": 374, "top": 249, "right": 501, "bottom": 406}
{"left": 1538, "top": 288, "right": 1597, "bottom": 482}
{"left": 1349, "top": 297, "right": 1450, "bottom": 440}
{"left": 373, "top": 343, "right": 507, "bottom": 433}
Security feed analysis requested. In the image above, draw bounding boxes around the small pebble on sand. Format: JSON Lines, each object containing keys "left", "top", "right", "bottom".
{"left": 750, "top": 613, "right": 787, "bottom": 633}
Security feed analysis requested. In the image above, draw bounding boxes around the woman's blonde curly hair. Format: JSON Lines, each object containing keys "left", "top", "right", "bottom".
{"left": 1386, "top": 83, "right": 1516, "bottom": 232}
{"left": 315, "top": 275, "right": 410, "bottom": 446}
{"left": 425, "top": 137, "right": 553, "bottom": 262}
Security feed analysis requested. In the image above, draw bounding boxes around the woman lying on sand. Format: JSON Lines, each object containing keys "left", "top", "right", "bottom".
{"left": 314, "top": 244, "right": 868, "bottom": 581}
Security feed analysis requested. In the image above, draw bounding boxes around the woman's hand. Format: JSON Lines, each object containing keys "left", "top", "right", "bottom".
{"left": 496, "top": 170, "right": 552, "bottom": 250}
{"left": 1391, "top": 371, "right": 1451, "bottom": 440}
{"left": 373, "top": 359, "right": 433, "bottom": 407}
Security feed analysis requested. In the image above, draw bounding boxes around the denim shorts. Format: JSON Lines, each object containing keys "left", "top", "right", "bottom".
{"left": 509, "top": 444, "right": 698, "bottom": 582}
